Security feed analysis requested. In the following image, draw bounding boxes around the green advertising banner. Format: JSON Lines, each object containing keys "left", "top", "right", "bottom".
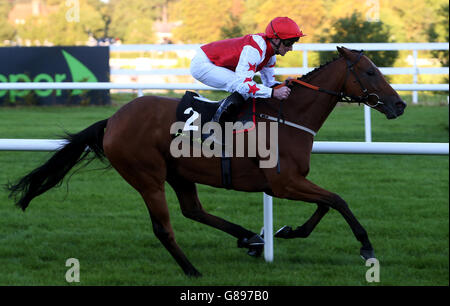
{"left": 0, "top": 46, "right": 109, "bottom": 105}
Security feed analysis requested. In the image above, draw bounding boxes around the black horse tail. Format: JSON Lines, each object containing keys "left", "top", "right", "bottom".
{"left": 6, "top": 119, "right": 109, "bottom": 211}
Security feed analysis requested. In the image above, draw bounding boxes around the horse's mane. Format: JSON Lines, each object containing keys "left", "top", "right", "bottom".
{"left": 298, "top": 55, "right": 342, "bottom": 82}
{"left": 297, "top": 49, "right": 363, "bottom": 82}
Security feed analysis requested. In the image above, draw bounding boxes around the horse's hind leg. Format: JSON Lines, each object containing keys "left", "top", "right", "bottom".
{"left": 167, "top": 175, "right": 264, "bottom": 256}
{"left": 140, "top": 186, "right": 201, "bottom": 277}
{"left": 106, "top": 153, "right": 201, "bottom": 276}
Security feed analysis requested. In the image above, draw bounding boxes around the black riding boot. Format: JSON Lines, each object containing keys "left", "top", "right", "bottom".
{"left": 202, "top": 92, "right": 245, "bottom": 142}
{"left": 213, "top": 92, "right": 246, "bottom": 123}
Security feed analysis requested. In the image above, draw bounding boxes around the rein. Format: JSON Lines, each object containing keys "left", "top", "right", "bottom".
{"left": 275, "top": 51, "right": 384, "bottom": 108}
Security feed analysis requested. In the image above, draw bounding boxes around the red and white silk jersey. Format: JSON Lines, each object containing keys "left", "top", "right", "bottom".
{"left": 200, "top": 34, "right": 279, "bottom": 99}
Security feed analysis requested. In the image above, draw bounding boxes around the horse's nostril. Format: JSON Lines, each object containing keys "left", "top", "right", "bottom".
{"left": 396, "top": 101, "right": 406, "bottom": 109}
{"left": 395, "top": 100, "right": 406, "bottom": 115}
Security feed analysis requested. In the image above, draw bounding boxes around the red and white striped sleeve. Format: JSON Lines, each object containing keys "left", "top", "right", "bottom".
{"left": 260, "top": 55, "right": 280, "bottom": 88}
{"left": 228, "top": 36, "right": 273, "bottom": 100}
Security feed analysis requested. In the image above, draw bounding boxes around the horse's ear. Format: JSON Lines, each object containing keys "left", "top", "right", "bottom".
{"left": 337, "top": 46, "right": 346, "bottom": 57}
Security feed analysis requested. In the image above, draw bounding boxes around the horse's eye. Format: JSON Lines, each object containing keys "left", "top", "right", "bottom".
{"left": 366, "top": 69, "right": 375, "bottom": 76}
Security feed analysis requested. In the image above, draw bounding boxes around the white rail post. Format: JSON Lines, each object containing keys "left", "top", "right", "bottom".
{"left": 263, "top": 193, "right": 273, "bottom": 262}
{"left": 303, "top": 50, "right": 308, "bottom": 70}
{"left": 364, "top": 105, "right": 372, "bottom": 142}
{"left": 412, "top": 50, "right": 418, "bottom": 104}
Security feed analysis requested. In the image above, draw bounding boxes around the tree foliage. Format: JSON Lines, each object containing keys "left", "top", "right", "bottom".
{"left": 1, "top": 0, "right": 448, "bottom": 48}
{"left": 382, "top": 0, "right": 444, "bottom": 42}
{"left": 15, "top": 0, "right": 104, "bottom": 45}
{"left": 171, "top": 0, "right": 234, "bottom": 43}
{"left": 108, "top": 0, "right": 169, "bottom": 43}
{"left": 318, "top": 12, "right": 398, "bottom": 67}
{"left": 426, "top": 3, "right": 449, "bottom": 67}
{"left": 250, "top": 0, "right": 327, "bottom": 42}
{"left": 0, "top": 1, "right": 15, "bottom": 42}
{"left": 220, "top": 14, "right": 244, "bottom": 40}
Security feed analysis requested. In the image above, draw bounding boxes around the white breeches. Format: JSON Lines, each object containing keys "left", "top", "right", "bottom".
{"left": 190, "top": 48, "right": 237, "bottom": 93}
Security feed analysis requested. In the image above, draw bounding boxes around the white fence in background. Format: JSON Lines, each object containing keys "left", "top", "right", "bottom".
{"left": 1, "top": 82, "right": 447, "bottom": 91}
{"left": 109, "top": 42, "right": 449, "bottom": 104}
{"left": 0, "top": 81, "right": 447, "bottom": 143}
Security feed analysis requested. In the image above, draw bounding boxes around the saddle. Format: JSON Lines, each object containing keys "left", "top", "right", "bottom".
{"left": 175, "top": 91, "right": 255, "bottom": 141}
{"left": 175, "top": 91, "right": 256, "bottom": 190}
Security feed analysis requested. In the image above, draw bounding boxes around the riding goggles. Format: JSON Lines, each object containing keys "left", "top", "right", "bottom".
{"left": 282, "top": 37, "right": 299, "bottom": 47}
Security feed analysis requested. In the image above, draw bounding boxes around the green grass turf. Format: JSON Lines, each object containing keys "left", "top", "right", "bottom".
{"left": 0, "top": 98, "right": 448, "bottom": 285}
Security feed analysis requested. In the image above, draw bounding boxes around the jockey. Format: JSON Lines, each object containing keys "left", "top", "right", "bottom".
{"left": 190, "top": 16, "right": 305, "bottom": 126}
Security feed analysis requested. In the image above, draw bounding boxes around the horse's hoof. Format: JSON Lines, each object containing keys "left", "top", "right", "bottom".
{"left": 360, "top": 247, "right": 376, "bottom": 261}
{"left": 247, "top": 245, "right": 263, "bottom": 257}
{"left": 274, "top": 225, "right": 293, "bottom": 239}
{"left": 237, "top": 234, "right": 264, "bottom": 248}
{"left": 238, "top": 235, "right": 264, "bottom": 257}
{"left": 248, "top": 234, "right": 265, "bottom": 246}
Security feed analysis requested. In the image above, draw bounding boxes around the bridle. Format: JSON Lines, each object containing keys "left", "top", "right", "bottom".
{"left": 342, "top": 51, "right": 384, "bottom": 108}
{"left": 282, "top": 50, "right": 384, "bottom": 108}
{"left": 260, "top": 50, "right": 385, "bottom": 139}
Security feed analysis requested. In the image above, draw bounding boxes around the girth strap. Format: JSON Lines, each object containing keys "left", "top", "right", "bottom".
{"left": 258, "top": 113, "right": 317, "bottom": 136}
{"left": 221, "top": 149, "right": 232, "bottom": 189}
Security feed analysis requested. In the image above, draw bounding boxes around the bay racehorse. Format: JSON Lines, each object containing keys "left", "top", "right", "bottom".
{"left": 7, "top": 47, "right": 406, "bottom": 277}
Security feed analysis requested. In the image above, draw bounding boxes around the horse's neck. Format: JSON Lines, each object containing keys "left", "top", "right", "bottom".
{"left": 289, "top": 58, "right": 347, "bottom": 133}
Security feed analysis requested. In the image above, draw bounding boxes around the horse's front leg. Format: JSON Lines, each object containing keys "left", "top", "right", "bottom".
{"left": 327, "top": 193, "right": 375, "bottom": 260}
{"left": 270, "top": 175, "right": 375, "bottom": 260}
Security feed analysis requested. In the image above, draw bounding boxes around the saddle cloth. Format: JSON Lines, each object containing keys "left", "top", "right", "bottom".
{"left": 175, "top": 91, "right": 255, "bottom": 139}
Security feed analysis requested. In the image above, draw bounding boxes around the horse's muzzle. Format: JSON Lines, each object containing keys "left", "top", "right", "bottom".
{"left": 384, "top": 99, "right": 406, "bottom": 119}
{"left": 395, "top": 100, "right": 407, "bottom": 116}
